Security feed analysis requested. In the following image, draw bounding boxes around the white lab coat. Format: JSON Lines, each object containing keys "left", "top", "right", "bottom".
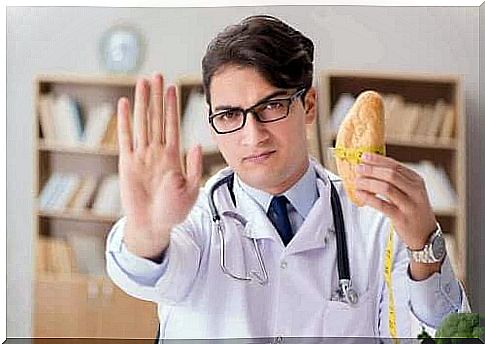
{"left": 106, "top": 158, "right": 468, "bottom": 339}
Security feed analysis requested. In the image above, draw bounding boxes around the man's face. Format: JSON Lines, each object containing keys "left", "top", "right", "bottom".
{"left": 209, "top": 66, "right": 316, "bottom": 194}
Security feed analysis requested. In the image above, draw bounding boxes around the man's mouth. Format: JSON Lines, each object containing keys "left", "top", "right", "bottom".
{"left": 243, "top": 150, "right": 276, "bottom": 163}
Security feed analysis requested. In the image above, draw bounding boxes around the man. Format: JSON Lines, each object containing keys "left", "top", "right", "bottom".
{"left": 106, "top": 15, "right": 468, "bottom": 339}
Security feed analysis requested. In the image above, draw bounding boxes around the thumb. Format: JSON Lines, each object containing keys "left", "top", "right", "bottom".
{"left": 186, "top": 144, "right": 203, "bottom": 189}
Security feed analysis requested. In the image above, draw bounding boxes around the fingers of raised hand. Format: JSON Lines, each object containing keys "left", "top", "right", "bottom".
{"left": 117, "top": 97, "right": 133, "bottom": 155}
{"left": 149, "top": 74, "right": 164, "bottom": 145}
{"left": 164, "top": 86, "right": 180, "bottom": 152}
{"left": 186, "top": 145, "right": 203, "bottom": 189}
{"left": 133, "top": 78, "right": 149, "bottom": 150}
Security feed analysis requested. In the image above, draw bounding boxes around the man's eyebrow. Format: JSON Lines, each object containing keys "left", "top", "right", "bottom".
{"left": 213, "top": 90, "right": 290, "bottom": 112}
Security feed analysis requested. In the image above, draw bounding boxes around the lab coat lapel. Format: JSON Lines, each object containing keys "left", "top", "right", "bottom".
{"left": 209, "top": 170, "right": 279, "bottom": 242}
{"left": 231, "top": 186, "right": 281, "bottom": 242}
{"left": 284, "top": 176, "right": 335, "bottom": 256}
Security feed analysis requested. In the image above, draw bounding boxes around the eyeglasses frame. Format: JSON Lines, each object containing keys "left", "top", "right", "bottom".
{"left": 208, "top": 88, "right": 307, "bottom": 134}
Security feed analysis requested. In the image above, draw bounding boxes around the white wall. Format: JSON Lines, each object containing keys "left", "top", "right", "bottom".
{"left": 7, "top": 5, "right": 482, "bottom": 336}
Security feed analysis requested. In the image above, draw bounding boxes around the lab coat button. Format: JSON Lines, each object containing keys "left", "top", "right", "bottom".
{"left": 280, "top": 261, "right": 288, "bottom": 269}
{"left": 444, "top": 283, "right": 451, "bottom": 294}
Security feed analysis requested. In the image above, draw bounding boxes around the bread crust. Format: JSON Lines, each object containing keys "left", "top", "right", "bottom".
{"left": 335, "top": 90, "right": 385, "bottom": 206}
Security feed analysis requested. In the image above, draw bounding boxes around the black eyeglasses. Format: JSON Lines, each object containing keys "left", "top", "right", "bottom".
{"left": 208, "top": 88, "right": 306, "bottom": 134}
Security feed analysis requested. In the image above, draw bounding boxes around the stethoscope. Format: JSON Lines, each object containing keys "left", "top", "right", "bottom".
{"left": 208, "top": 172, "right": 359, "bottom": 305}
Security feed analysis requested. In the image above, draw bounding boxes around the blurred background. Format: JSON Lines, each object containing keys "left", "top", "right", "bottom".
{"left": 6, "top": 5, "right": 484, "bottom": 338}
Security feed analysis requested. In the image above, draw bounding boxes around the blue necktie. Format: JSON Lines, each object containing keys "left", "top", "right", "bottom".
{"left": 267, "top": 195, "right": 293, "bottom": 246}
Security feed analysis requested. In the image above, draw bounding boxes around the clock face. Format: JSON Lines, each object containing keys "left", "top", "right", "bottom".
{"left": 100, "top": 26, "right": 143, "bottom": 73}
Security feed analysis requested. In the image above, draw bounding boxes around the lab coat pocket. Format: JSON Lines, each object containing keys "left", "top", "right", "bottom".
{"left": 322, "top": 290, "right": 376, "bottom": 337}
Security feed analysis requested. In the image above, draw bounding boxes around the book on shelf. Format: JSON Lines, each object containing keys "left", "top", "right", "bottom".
{"left": 39, "top": 173, "right": 94, "bottom": 212}
{"left": 38, "top": 94, "right": 56, "bottom": 142}
{"left": 100, "top": 113, "right": 118, "bottom": 149}
{"left": 396, "top": 103, "right": 420, "bottom": 140}
{"left": 428, "top": 100, "right": 447, "bottom": 138}
{"left": 439, "top": 105, "right": 455, "bottom": 142}
{"left": 52, "top": 94, "right": 84, "bottom": 146}
{"left": 68, "top": 175, "right": 99, "bottom": 211}
{"left": 82, "top": 102, "right": 115, "bottom": 148}
{"left": 39, "top": 173, "right": 77, "bottom": 211}
{"left": 91, "top": 174, "right": 122, "bottom": 217}
{"left": 329, "top": 92, "right": 455, "bottom": 143}
{"left": 38, "top": 93, "right": 84, "bottom": 146}
{"left": 413, "top": 104, "right": 435, "bottom": 141}
{"left": 382, "top": 94, "right": 406, "bottom": 139}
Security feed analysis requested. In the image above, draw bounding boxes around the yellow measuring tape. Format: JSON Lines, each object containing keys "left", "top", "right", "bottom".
{"left": 384, "top": 223, "right": 399, "bottom": 342}
{"left": 334, "top": 145, "right": 397, "bottom": 339}
{"left": 333, "top": 145, "right": 386, "bottom": 164}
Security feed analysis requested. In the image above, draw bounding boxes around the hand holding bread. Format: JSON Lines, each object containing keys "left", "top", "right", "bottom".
{"left": 334, "top": 90, "right": 439, "bottom": 277}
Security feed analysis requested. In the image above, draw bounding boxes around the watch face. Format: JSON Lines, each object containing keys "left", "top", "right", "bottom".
{"left": 432, "top": 235, "right": 446, "bottom": 260}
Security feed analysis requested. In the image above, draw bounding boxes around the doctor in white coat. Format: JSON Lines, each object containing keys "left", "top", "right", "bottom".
{"left": 106, "top": 15, "right": 469, "bottom": 340}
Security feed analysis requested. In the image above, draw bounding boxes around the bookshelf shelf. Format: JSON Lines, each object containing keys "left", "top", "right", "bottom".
{"left": 33, "top": 74, "right": 158, "bottom": 338}
{"left": 38, "top": 140, "right": 119, "bottom": 156}
{"left": 37, "top": 209, "right": 120, "bottom": 223}
{"left": 434, "top": 208, "right": 457, "bottom": 217}
{"left": 318, "top": 70, "right": 467, "bottom": 284}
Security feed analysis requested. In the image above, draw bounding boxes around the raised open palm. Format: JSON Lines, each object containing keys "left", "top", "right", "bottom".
{"left": 118, "top": 74, "right": 202, "bottom": 260}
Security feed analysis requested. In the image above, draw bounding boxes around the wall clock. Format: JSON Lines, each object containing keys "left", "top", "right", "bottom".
{"left": 100, "top": 25, "right": 144, "bottom": 73}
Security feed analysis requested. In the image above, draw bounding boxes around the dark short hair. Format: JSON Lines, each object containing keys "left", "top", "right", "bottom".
{"left": 202, "top": 15, "right": 314, "bottom": 109}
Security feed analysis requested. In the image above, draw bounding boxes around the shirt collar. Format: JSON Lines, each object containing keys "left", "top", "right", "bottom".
{"left": 234, "top": 160, "right": 318, "bottom": 219}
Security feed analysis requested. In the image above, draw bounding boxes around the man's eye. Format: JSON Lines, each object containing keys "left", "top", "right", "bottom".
{"left": 219, "top": 111, "right": 241, "bottom": 120}
{"left": 265, "top": 101, "right": 285, "bottom": 111}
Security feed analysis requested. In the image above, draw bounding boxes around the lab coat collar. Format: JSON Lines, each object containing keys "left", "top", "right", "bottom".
{"left": 205, "top": 158, "right": 341, "bottom": 250}
{"left": 204, "top": 167, "right": 276, "bottom": 240}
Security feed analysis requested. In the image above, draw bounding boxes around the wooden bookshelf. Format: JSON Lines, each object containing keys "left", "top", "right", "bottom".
{"left": 318, "top": 69, "right": 467, "bottom": 284}
{"left": 37, "top": 208, "right": 120, "bottom": 223}
{"left": 32, "top": 74, "right": 158, "bottom": 338}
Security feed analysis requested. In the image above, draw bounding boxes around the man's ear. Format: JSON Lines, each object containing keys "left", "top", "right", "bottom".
{"left": 303, "top": 87, "right": 317, "bottom": 124}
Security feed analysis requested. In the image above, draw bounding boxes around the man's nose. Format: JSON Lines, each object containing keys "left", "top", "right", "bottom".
{"left": 240, "top": 112, "right": 270, "bottom": 146}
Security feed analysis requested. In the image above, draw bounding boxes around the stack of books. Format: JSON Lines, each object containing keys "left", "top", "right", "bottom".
{"left": 330, "top": 93, "right": 456, "bottom": 143}
{"left": 382, "top": 95, "right": 455, "bottom": 143}
{"left": 38, "top": 93, "right": 118, "bottom": 149}
{"left": 38, "top": 173, "right": 122, "bottom": 217}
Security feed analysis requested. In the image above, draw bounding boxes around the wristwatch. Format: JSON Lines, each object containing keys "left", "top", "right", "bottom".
{"left": 407, "top": 222, "right": 446, "bottom": 264}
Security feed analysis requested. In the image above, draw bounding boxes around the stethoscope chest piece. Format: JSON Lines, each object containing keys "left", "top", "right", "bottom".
{"left": 336, "top": 279, "right": 359, "bottom": 305}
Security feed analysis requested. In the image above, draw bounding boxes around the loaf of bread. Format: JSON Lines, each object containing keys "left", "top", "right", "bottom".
{"left": 334, "top": 90, "right": 386, "bottom": 206}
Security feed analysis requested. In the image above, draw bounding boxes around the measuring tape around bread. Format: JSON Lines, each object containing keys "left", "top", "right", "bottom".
{"left": 333, "top": 90, "right": 386, "bottom": 207}
{"left": 333, "top": 90, "right": 398, "bottom": 340}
